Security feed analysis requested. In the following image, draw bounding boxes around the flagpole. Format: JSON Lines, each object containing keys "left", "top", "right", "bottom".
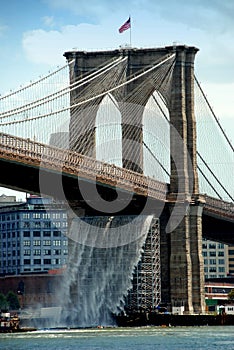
{"left": 129, "top": 15, "right": 132, "bottom": 47}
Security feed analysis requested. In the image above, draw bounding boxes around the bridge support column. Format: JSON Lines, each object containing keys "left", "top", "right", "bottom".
{"left": 168, "top": 200, "right": 193, "bottom": 313}
{"left": 189, "top": 198, "right": 206, "bottom": 313}
{"left": 168, "top": 46, "right": 205, "bottom": 314}
{"left": 167, "top": 196, "right": 206, "bottom": 314}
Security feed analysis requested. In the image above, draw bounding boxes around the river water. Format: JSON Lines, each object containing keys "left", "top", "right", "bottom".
{"left": 0, "top": 326, "right": 234, "bottom": 350}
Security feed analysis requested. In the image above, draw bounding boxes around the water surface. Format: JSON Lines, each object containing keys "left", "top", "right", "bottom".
{"left": 0, "top": 326, "right": 234, "bottom": 350}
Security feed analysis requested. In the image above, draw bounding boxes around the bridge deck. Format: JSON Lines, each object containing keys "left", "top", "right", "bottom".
{"left": 0, "top": 132, "right": 233, "bottom": 222}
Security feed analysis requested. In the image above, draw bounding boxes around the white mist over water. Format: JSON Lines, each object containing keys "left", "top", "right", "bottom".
{"left": 60, "top": 215, "right": 153, "bottom": 327}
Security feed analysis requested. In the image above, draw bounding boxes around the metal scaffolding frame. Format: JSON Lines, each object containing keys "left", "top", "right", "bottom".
{"left": 124, "top": 217, "right": 161, "bottom": 312}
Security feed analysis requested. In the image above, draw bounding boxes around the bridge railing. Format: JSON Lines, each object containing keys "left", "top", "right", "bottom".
{"left": 204, "top": 195, "right": 234, "bottom": 218}
{"left": 0, "top": 132, "right": 168, "bottom": 201}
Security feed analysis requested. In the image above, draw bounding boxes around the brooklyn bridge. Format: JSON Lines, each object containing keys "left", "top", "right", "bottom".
{"left": 0, "top": 45, "right": 233, "bottom": 323}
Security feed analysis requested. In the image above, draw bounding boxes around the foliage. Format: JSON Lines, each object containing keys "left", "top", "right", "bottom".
{"left": 6, "top": 291, "right": 20, "bottom": 310}
{"left": 0, "top": 292, "right": 9, "bottom": 310}
{"left": 228, "top": 289, "right": 234, "bottom": 300}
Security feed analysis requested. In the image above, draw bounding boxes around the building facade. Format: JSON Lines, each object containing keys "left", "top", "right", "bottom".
{"left": 0, "top": 195, "right": 68, "bottom": 275}
{"left": 228, "top": 245, "right": 234, "bottom": 275}
{"left": 202, "top": 238, "right": 229, "bottom": 279}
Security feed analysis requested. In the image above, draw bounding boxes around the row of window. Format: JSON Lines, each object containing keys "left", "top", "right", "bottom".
{"left": 205, "top": 274, "right": 226, "bottom": 279}
{"left": 1, "top": 229, "right": 66, "bottom": 239}
{"left": 204, "top": 267, "right": 226, "bottom": 273}
{"left": 204, "top": 259, "right": 225, "bottom": 265}
{"left": 23, "top": 230, "right": 63, "bottom": 237}
{"left": 202, "top": 243, "right": 225, "bottom": 249}
{"left": 0, "top": 221, "right": 67, "bottom": 230}
{"left": 0, "top": 259, "right": 66, "bottom": 267}
{"left": 203, "top": 251, "right": 224, "bottom": 257}
{"left": 23, "top": 249, "right": 68, "bottom": 256}
{"left": 0, "top": 212, "right": 67, "bottom": 221}
{"left": 23, "top": 240, "right": 67, "bottom": 246}
{"left": 23, "top": 258, "right": 62, "bottom": 265}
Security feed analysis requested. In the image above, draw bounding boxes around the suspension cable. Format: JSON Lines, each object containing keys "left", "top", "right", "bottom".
{"left": 194, "top": 75, "right": 234, "bottom": 153}
{"left": 197, "top": 151, "right": 234, "bottom": 201}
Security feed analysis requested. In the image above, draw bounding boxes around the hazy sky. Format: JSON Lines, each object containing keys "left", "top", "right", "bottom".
{"left": 0, "top": 0, "right": 233, "bottom": 198}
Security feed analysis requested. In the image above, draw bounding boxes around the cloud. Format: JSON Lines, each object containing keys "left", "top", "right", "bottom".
{"left": 42, "top": 16, "right": 55, "bottom": 27}
{"left": 22, "top": 23, "right": 120, "bottom": 65}
{"left": 45, "top": 0, "right": 116, "bottom": 20}
{"left": 44, "top": 0, "right": 234, "bottom": 34}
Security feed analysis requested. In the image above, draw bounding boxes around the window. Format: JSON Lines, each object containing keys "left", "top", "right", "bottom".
{"left": 209, "top": 244, "right": 216, "bottom": 249}
{"left": 218, "top": 251, "right": 224, "bottom": 256}
{"left": 34, "top": 259, "right": 41, "bottom": 264}
{"left": 23, "top": 231, "right": 30, "bottom": 237}
{"left": 218, "top": 259, "right": 225, "bottom": 264}
{"left": 43, "top": 259, "right": 51, "bottom": 264}
{"left": 209, "top": 267, "right": 216, "bottom": 272}
{"left": 24, "top": 249, "right": 31, "bottom": 256}
{"left": 209, "top": 259, "right": 216, "bottom": 265}
{"left": 33, "top": 240, "right": 41, "bottom": 246}
{"left": 23, "top": 240, "right": 31, "bottom": 246}
{"left": 53, "top": 231, "right": 61, "bottom": 237}
{"left": 53, "top": 222, "right": 61, "bottom": 227}
{"left": 33, "top": 249, "right": 41, "bottom": 255}
{"left": 43, "top": 231, "right": 51, "bottom": 237}
{"left": 33, "top": 213, "right": 41, "bottom": 219}
{"left": 209, "top": 251, "right": 216, "bottom": 257}
{"left": 53, "top": 249, "right": 61, "bottom": 255}
{"left": 44, "top": 249, "right": 51, "bottom": 255}
{"left": 33, "top": 231, "right": 41, "bottom": 237}
{"left": 219, "top": 267, "right": 225, "bottom": 272}
{"left": 24, "top": 259, "right": 31, "bottom": 264}
{"left": 23, "top": 213, "right": 30, "bottom": 219}
{"left": 43, "top": 240, "right": 51, "bottom": 246}
{"left": 53, "top": 240, "right": 61, "bottom": 246}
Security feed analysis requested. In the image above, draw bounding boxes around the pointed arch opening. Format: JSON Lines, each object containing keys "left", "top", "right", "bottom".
{"left": 143, "top": 91, "right": 170, "bottom": 183}
{"left": 95, "top": 94, "right": 122, "bottom": 167}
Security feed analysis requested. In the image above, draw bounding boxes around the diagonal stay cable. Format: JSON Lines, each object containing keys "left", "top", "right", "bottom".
{"left": 194, "top": 75, "right": 234, "bottom": 153}
{"left": 0, "top": 53, "right": 176, "bottom": 126}
{"left": 197, "top": 165, "right": 222, "bottom": 200}
{"left": 143, "top": 141, "right": 170, "bottom": 178}
{"left": 197, "top": 151, "right": 234, "bottom": 201}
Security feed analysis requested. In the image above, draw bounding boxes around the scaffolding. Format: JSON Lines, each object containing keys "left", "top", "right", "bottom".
{"left": 124, "top": 217, "right": 161, "bottom": 312}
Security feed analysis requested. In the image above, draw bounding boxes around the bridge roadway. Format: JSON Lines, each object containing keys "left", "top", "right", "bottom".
{"left": 0, "top": 132, "right": 233, "bottom": 243}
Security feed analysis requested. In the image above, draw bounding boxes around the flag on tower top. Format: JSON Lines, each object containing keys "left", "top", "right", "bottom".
{"left": 118, "top": 17, "right": 131, "bottom": 33}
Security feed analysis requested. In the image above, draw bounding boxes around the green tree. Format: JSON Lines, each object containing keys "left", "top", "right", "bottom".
{"left": 6, "top": 291, "right": 20, "bottom": 310}
{"left": 228, "top": 289, "right": 234, "bottom": 301}
{"left": 0, "top": 292, "right": 9, "bottom": 310}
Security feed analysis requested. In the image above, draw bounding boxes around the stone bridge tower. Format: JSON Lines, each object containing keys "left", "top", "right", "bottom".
{"left": 64, "top": 45, "right": 206, "bottom": 314}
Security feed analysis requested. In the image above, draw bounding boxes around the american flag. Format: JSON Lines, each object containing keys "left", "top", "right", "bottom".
{"left": 118, "top": 17, "right": 131, "bottom": 33}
